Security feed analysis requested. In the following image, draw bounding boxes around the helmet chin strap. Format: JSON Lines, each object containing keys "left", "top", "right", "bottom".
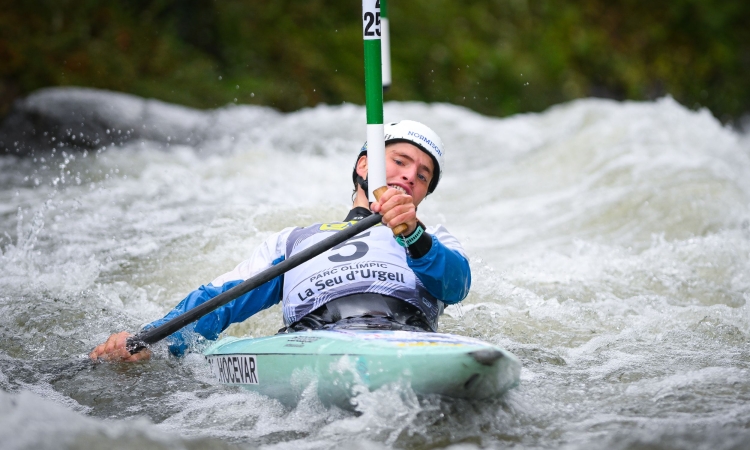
{"left": 356, "top": 175, "right": 377, "bottom": 209}
{"left": 356, "top": 174, "right": 369, "bottom": 198}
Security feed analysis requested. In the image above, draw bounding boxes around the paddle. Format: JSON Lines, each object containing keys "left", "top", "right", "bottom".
{"left": 125, "top": 213, "right": 382, "bottom": 354}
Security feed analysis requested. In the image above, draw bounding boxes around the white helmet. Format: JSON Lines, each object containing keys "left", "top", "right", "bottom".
{"left": 353, "top": 120, "right": 445, "bottom": 194}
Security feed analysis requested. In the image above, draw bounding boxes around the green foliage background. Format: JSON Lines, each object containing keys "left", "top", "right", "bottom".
{"left": 1, "top": 0, "right": 748, "bottom": 122}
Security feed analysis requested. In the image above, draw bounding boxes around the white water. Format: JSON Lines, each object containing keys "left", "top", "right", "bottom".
{"left": 1, "top": 96, "right": 749, "bottom": 450}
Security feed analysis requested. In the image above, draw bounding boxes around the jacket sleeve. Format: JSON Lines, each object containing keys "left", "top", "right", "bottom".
{"left": 142, "top": 227, "right": 295, "bottom": 356}
{"left": 407, "top": 224, "right": 471, "bottom": 304}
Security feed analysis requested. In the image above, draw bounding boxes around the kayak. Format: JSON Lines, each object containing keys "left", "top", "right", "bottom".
{"left": 203, "top": 329, "right": 521, "bottom": 407}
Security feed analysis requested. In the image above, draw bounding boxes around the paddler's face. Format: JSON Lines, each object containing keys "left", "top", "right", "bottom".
{"left": 355, "top": 142, "right": 434, "bottom": 206}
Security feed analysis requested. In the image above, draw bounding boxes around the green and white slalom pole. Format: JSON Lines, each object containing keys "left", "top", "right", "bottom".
{"left": 380, "top": 0, "right": 392, "bottom": 91}
{"left": 362, "top": 0, "right": 385, "bottom": 202}
{"left": 362, "top": 0, "right": 407, "bottom": 234}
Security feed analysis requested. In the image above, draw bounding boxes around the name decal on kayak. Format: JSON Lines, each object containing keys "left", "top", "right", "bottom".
{"left": 206, "top": 355, "right": 259, "bottom": 385}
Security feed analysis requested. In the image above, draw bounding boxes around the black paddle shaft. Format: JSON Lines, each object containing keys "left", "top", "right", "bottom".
{"left": 126, "top": 213, "right": 383, "bottom": 354}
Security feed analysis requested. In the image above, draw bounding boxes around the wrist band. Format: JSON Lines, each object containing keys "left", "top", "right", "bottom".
{"left": 395, "top": 225, "right": 424, "bottom": 247}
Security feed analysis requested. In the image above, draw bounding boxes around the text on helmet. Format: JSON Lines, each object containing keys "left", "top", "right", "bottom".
{"left": 407, "top": 131, "right": 443, "bottom": 157}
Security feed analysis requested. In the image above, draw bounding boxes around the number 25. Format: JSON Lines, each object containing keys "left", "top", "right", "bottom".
{"left": 363, "top": 4, "right": 381, "bottom": 37}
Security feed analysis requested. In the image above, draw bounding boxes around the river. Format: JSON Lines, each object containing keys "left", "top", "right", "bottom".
{"left": 1, "top": 94, "right": 749, "bottom": 449}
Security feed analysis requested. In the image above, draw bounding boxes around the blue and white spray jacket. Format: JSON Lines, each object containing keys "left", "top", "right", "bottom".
{"left": 144, "top": 208, "right": 471, "bottom": 355}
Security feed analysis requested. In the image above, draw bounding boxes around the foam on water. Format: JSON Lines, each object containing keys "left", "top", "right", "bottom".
{"left": 1, "top": 95, "right": 749, "bottom": 449}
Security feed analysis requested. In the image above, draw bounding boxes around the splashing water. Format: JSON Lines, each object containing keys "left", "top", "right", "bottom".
{"left": 1, "top": 95, "right": 749, "bottom": 449}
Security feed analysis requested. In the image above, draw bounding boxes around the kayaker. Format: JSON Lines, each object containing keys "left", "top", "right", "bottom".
{"left": 90, "top": 120, "right": 471, "bottom": 361}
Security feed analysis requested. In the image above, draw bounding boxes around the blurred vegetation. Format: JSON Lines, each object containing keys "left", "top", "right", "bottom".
{"left": 1, "top": 0, "right": 748, "bottom": 122}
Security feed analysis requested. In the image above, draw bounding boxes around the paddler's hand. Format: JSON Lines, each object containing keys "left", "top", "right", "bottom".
{"left": 371, "top": 187, "right": 418, "bottom": 235}
{"left": 89, "top": 331, "right": 151, "bottom": 362}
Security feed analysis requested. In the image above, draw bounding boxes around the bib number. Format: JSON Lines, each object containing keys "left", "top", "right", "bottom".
{"left": 328, "top": 232, "right": 370, "bottom": 262}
